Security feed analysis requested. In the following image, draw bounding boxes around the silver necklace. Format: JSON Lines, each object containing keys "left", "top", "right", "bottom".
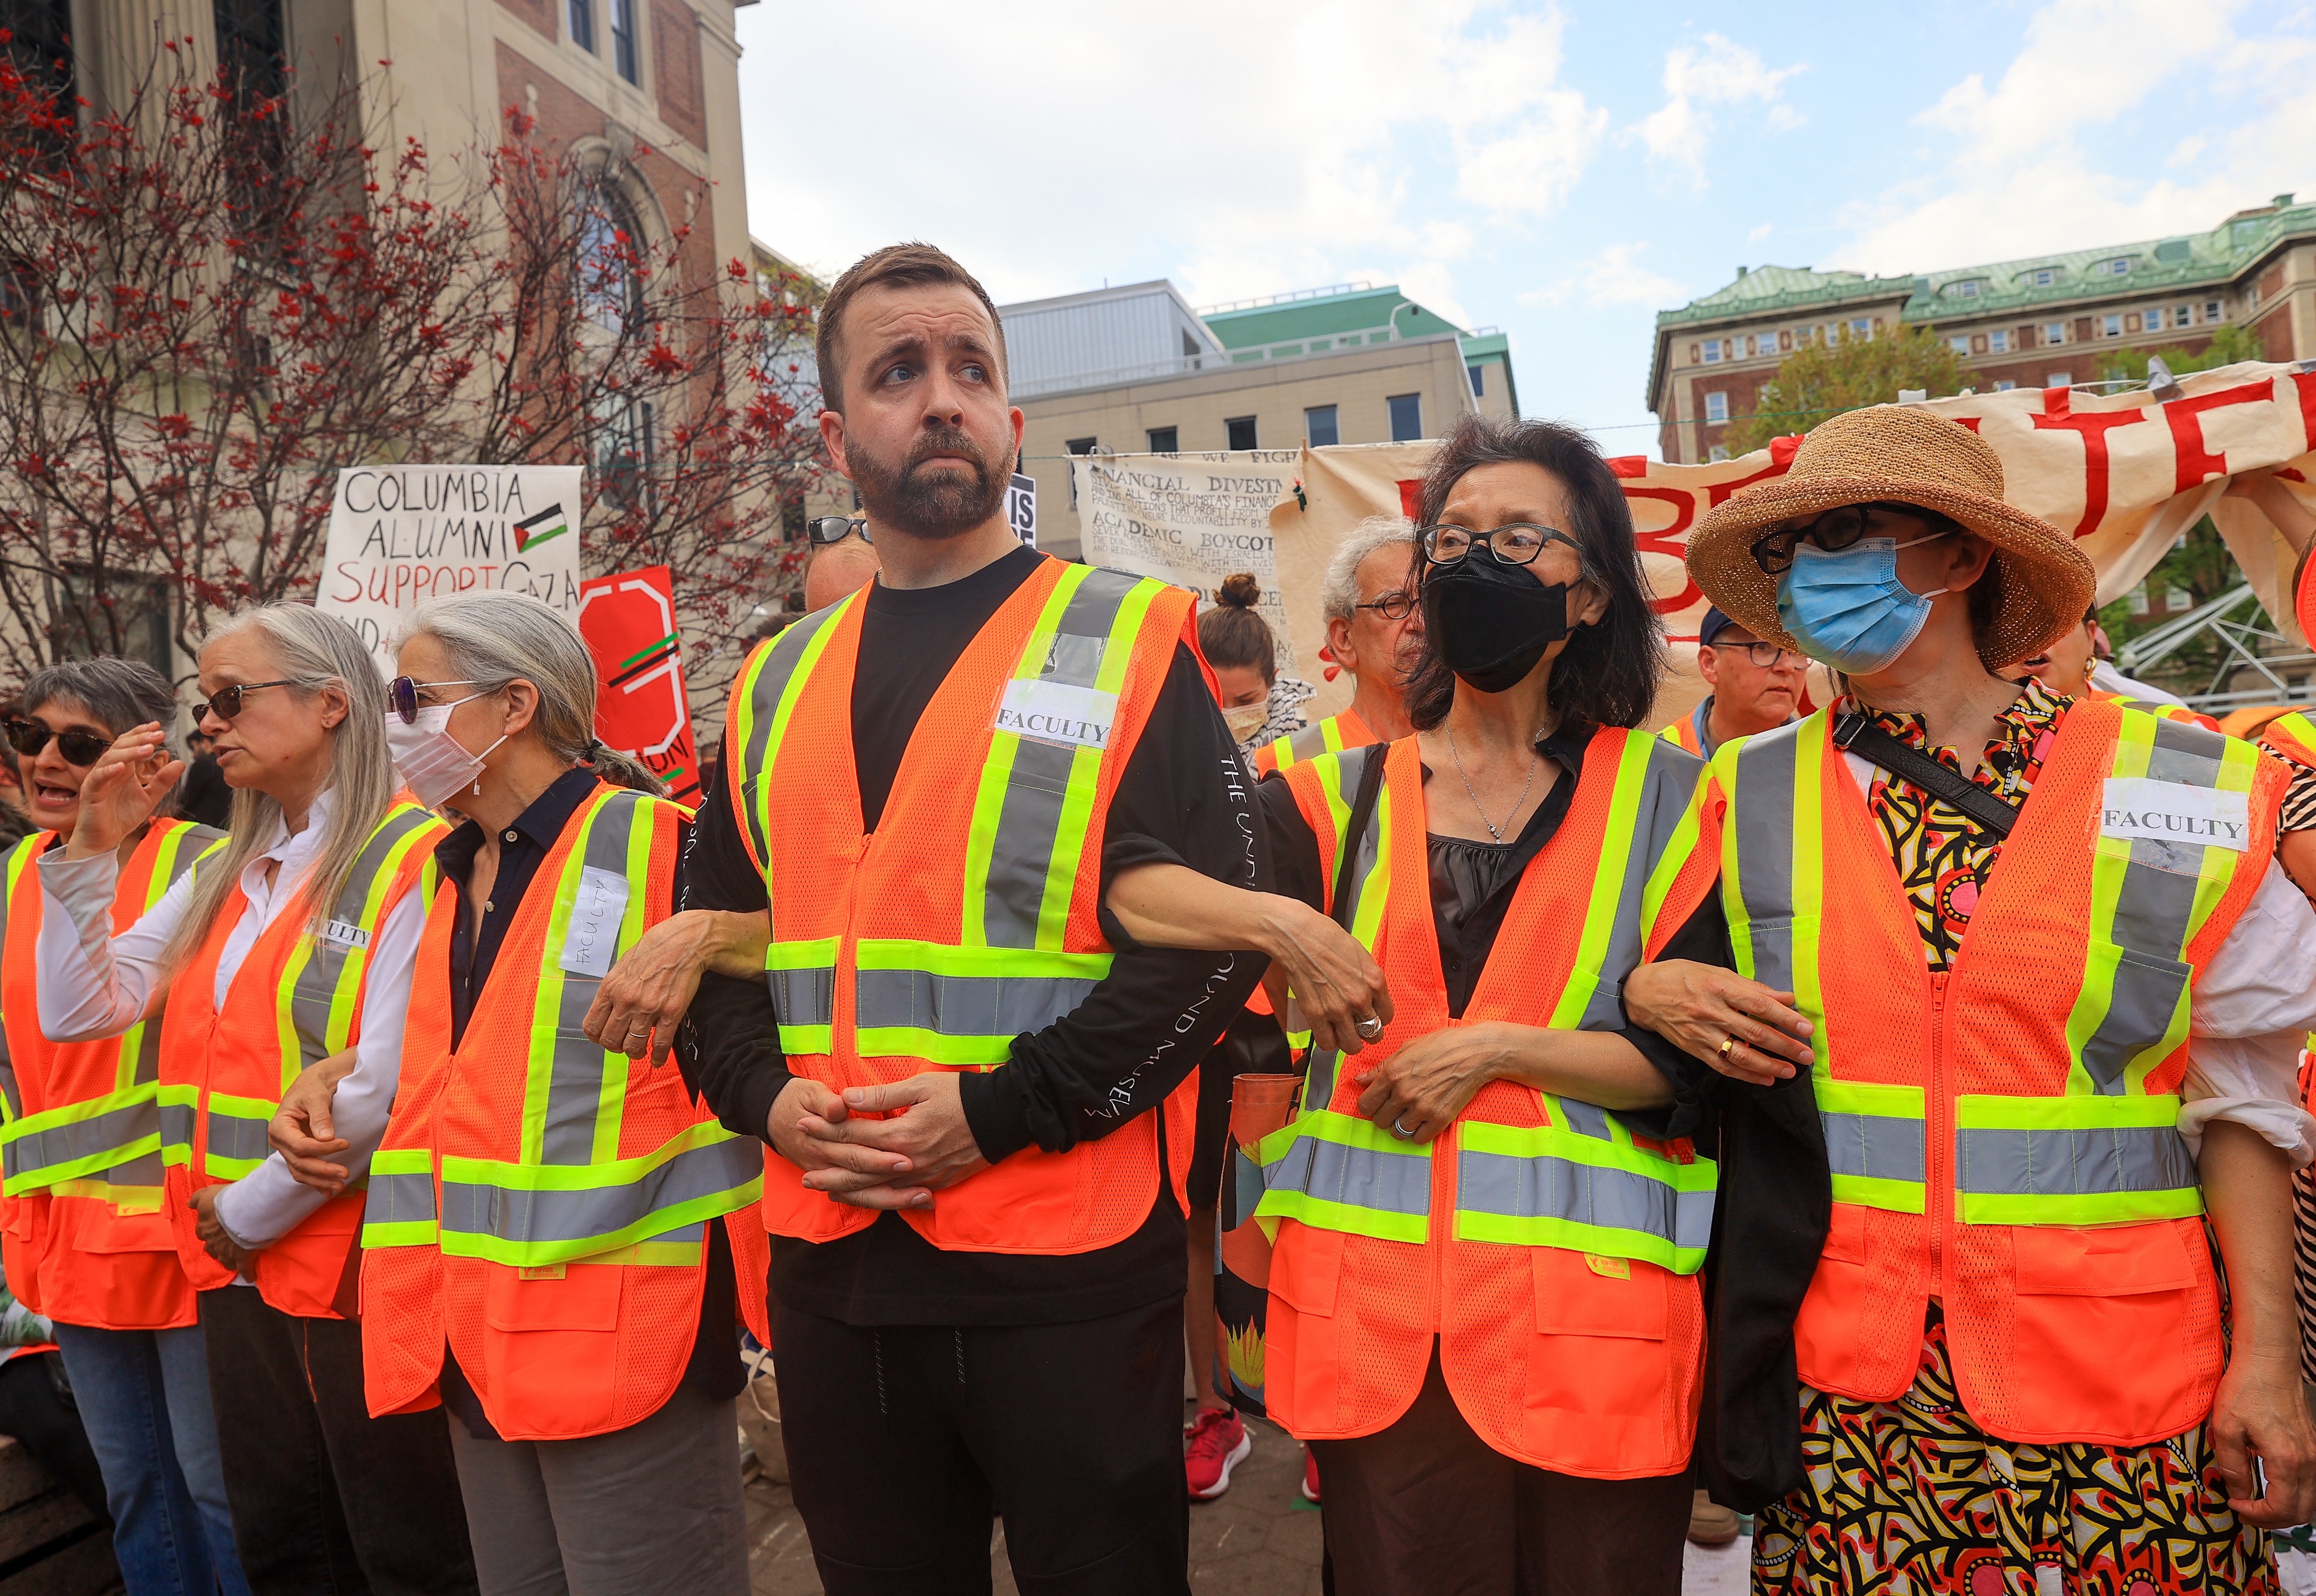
{"left": 1447, "top": 726, "right": 1537, "bottom": 843}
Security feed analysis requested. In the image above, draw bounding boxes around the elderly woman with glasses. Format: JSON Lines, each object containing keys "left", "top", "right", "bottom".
{"left": 1107, "top": 412, "right": 1749, "bottom": 1593}
{"left": 1649, "top": 405, "right": 2316, "bottom": 1595}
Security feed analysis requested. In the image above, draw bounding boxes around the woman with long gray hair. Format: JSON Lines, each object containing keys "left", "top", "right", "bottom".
{"left": 36, "top": 603, "right": 477, "bottom": 1595}
{"left": 274, "top": 590, "right": 767, "bottom": 1596}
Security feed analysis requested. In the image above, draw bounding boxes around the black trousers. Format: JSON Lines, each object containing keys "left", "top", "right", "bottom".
{"left": 774, "top": 1293, "right": 1190, "bottom": 1596}
{"left": 200, "top": 1287, "right": 478, "bottom": 1596}
{"left": 0, "top": 1351, "right": 110, "bottom": 1521}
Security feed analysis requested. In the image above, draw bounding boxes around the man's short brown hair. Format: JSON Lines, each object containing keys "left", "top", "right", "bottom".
{"left": 815, "top": 242, "right": 1008, "bottom": 414}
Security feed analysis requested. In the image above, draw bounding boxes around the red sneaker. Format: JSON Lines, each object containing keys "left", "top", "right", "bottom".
{"left": 1302, "top": 1447, "right": 1320, "bottom": 1503}
{"left": 1184, "top": 1406, "right": 1252, "bottom": 1501}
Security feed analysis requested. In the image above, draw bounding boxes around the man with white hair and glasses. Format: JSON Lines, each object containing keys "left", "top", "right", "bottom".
{"left": 1251, "top": 516, "right": 1422, "bottom": 776}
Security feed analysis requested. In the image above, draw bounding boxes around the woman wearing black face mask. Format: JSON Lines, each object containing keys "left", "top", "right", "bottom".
{"left": 1102, "top": 414, "right": 1782, "bottom": 1593}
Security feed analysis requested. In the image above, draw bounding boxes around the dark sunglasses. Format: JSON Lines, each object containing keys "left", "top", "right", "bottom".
{"left": 1749, "top": 502, "right": 1946, "bottom": 576}
{"left": 386, "top": 677, "right": 485, "bottom": 726}
{"left": 1417, "top": 522, "right": 1580, "bottom": 568}
{"left": 1353, "top": 591, "right": 1419, "bottom": 620}
{"left": 807, "top": 516, "right": 870, "bottom": 547}
{"left": 192, "top": 679, "right": 302, "bottom": 723}
{"left": 2, "top": 716, "right": 112, "bottom": 765}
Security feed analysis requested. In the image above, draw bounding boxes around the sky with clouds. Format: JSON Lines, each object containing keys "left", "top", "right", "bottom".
{"left": 733, "top": 0, "right": 2316, "bottom": 458}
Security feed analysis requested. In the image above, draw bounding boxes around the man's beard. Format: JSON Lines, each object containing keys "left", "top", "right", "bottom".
{"left": 849, "top": 426, "right": 1008, "bottom": 541}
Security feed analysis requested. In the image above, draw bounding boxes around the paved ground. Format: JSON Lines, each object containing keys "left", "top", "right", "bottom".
{"left": 746, "top": 1402, "right": 1750, "bottom": 1594}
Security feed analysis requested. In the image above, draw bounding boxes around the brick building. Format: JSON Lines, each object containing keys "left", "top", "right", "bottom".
{"left": 1647, "top": 196, "right": 2316, "bottom": 463}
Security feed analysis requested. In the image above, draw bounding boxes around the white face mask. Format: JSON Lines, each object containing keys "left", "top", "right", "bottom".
{"left": 384, "top": 694, "right": 508, "bottom": 810}
{"left": 1222, "top": 702, "right": 1271, "bottom": 745}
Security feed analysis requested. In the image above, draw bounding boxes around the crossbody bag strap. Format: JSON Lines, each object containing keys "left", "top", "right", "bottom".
{"left": 1832, "top": 711, "right": 2022, "bottom": 839}
{"left": 1330, "top": 740, "right": 1391, "bottom": 931}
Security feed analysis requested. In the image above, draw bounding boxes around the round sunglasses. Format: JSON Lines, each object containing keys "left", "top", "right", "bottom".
{"left": 386, "top": 677, "right": 487, "bottom": 725}
{"left": 2, "top": 715, "right": 112, "bottom": 766}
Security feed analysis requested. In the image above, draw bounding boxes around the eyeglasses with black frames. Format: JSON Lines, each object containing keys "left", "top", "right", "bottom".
{"left": 1417, "top": 523, "right": 1581, "bottom": 568}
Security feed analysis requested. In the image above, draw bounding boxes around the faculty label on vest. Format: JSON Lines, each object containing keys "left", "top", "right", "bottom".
{"left": 557, "top": 866, "right": 631, "bottom": 978}
{"left": 995, "top": 679, "right": 1118, "bottom": 751}
{"left": 319, "top": 920, "right": 370, "bottom": 952}
{"left": 2101, "top": 778, "right": 2249, "bottom": 851}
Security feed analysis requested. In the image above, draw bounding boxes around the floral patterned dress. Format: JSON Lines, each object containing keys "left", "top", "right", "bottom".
{"left": 1753, "top": 681, "right": 2276, "bottom": 1596}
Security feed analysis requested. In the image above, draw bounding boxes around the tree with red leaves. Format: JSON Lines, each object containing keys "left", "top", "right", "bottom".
{"left": 0, "top": 31, "right": 822, "bottom": 710}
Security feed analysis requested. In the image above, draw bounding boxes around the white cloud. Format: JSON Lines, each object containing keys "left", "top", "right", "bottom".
{"left": 734, "top": 1, "right": 1606, "bottom": 321}
{"left": 1747, "top": 222, "right": 1774, "bottom": 243}
{"left": 1636, "top": 34, "right": 1804, "bottom": 185}
{"left": 1519, "top": 243, "right": 1684, "bottom": 309}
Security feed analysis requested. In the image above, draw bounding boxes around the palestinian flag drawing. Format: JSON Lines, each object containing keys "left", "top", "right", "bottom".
{"left": 513, "top": 502, "right": 570, "bottom": 552}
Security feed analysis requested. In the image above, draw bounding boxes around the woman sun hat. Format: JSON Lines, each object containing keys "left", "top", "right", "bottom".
{"left": 1686, "top": 405, "right": 2096, "bottom": 670}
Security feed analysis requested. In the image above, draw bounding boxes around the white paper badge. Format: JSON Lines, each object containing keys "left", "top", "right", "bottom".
{"left": 2101, "top": 777, "right": 2251, "bottom": 852}
{"left": 319, "top": 920, "right": 370, "bottom": 952}
{"left": 557, "top": 865, "right": 631, "bottom": 978}
{"left": 994, "top": 679, "right": 1119, "bottom": 752}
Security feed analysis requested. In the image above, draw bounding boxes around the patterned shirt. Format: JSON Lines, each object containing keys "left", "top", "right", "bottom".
{"left": 1851, "top": 677, "right": 2068, "bottom": 971}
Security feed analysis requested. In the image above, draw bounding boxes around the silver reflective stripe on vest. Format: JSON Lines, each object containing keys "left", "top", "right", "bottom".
{"left": 982, "top": 568, "right": 1145, "bottom": 949}
{"left": 1302, "top": 746, "right": 1385, "bottom": 1115}
{"left": 160, "top": 1098, "right": 194, "bottom": 1158}
{"left": 1823, "top": 1111, "right": 1926, "bottom": 1186}
{"left": 1727, "top": 725, "right": 1802, "bottom": 989}
{"left": 736, "top": 602, "right": 848, "bottom": 870}
{"left": 440, "top": 1136, "right": 763, "bottom": 1251}
{"left": 366, "top": 1169, "right": 437, "bottom": 1227}
{"left": 286, "top": 807, "right": 437, "bottom": 1070}
{"left": 1955, "top": 1123, "right": 2197, "bottom": 1199}
{"left": 769, "top": 963, "right": 834, "bottom": 1028}
{"left": 1262, "top": 1129, "right": 1431, "bottom": 1220}
{"left": 2, "top": 1098, "right": 160, "bottom": 1184}
{"left": 539, "top": 792, "right": 649, "bottom": 1165}
{"left": 1572, "top": 737, "right": 1707, "bottom": 1031}
{"left": 1456, "top": 1149, "right": 1715, "bottom": 1252}
{"left": 853, "top": 967, "right": 1100, "bottom": 1037}
{"left": 206, "top": 1110, "right": 271, "bottom": 1168}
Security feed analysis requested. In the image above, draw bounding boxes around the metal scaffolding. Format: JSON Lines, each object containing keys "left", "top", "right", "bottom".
{"left": 2114, "top": 584, "right": 2316, "bottom": 711}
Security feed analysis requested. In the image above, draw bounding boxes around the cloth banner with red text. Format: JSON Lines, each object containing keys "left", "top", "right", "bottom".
{"left": 1264, "top": 361, "right": 2316, "bottom": 728}
{"left": 576, "top": 565, "right": 702, "bottom": 805}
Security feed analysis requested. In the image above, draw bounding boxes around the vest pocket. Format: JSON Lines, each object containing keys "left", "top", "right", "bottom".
{"left": 1532, "top": 1247, "right": 1669, "bottom": 1340}
{"left": 484, "top": 1262, "right": 623, "bottom": 1332}
{"left": 1267, "top": 1223, "right": 1343, "bottom": 1318}
{"left": 482, "top": 1263, "right": 621, "bottom": 1436}
{"left": 1820, "top": 1202, "right": 1868, "bottom": 1266}
{"left": 2001, "top": 1221, "right": 2206, "bottom": 1440}
{"left": 2012, "top": 1223, "right": 2195, "bottom": 1296}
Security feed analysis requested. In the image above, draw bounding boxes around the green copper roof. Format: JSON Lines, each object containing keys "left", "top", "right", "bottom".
{"left": 1202, "top": 284, "right": 1463, "bottom": 348}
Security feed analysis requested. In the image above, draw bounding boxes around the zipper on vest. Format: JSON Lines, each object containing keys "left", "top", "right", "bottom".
{"left": 1926, "top": 970, "right": 1950, "bottom": 1296}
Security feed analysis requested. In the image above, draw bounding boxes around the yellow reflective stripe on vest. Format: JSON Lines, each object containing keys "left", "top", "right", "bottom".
{"left": 852, "top": 939, "right": 1112, "bottom": 1067}
{"left": 733, "top": 596, "right": 858, "bottom": 891}
{"left": 1252, "top": 1108, "right": 1430, "bottom": 1242}
{"left": 1550, "top": 733, "right": 1707, "bottom": 1032}
{"left": 766, "top": 936, "right": 839, "bottom": 1057}
{"left": 157, "top": 1083, "right": 197, "bottom": 1171}
{"left": 437, "top": 1120, "right": 763, "bottom": 1269}
{"left": 361, "top": 1146, "right": 439, "bottom": 1248}
{"left": 203, "top": 1091, "right": 277, "bottom": 1180}
{"left": 0, "top": 1083, "right": 164, "bottom": 1195}
{"left": 1295, "top": 746, "right": 1390, "bottom": 1117}
{"left": 1953, "top": 1093, "right": 2202, "bottom": 1225}
{"left": 1455, "top": 1114, "right": 1717, "bottom": 1273}
{"left": 93, "top": 822, "right": 221, "bottom": 1160}
{"left": 1817, "top": 1079, "right": 1928, "bottom": 1214}
{"left": 0, "top": 834, "right": 42, "bottom": 1119}
{"left": 274, "top": 803, "right": 440, "bottom": 1093}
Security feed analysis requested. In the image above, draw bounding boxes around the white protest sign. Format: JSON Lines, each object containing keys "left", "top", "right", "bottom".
{"left": 1006, "top": 472, "right": 1038, "bottom": 549}
{"left": 318, "top": 465, "right": 585, "bottom": 674}
{"left": 1070, "top": 451, "right": 1299, "bottom": 664}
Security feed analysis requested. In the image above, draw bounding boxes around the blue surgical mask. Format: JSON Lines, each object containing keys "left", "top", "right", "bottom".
{"left": 1775, "top": 535, "right": 1951, "bottom": 675}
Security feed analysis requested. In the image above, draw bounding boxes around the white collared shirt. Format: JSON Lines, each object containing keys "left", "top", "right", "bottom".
{"left": 37, "top": 789, "right": 426, "bottom": 1248}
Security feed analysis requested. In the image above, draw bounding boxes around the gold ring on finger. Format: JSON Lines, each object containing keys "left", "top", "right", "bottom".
{"left": 1718, "top": 1035, "right": 1739, "bottom": 1059}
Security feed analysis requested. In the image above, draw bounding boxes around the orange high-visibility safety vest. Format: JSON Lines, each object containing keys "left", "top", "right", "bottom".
{"left": 159, "top": 801, "right": 446, "bottom": 1318}
{"left": 360, "top": 783, "right": 768, "bottom": 1438}
{"left": 727, "top": 558, "right": 1202, "bottom": 1254}
{"left": 1252, "top": 708, "right": 1376, "bottom": 778}
{"left": 1657, "top": 710, "right": 1706, "bottom": 758}
{"left": 1718, "top": 700, "right": 2282, "bottom": 1444}
{"left": 0, "top": 822, "right": 223, "bottom": 1327}
{"left": 2259, "top": 709, "right": 2316, "bottom": 770}
{"left": 1254, "top": 731, "right": 1721, "bottom": 1477}
{"left": 2089, "top": 690, "right": 2222, "bottom": 734}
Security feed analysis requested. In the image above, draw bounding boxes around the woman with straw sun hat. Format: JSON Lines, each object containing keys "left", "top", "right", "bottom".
{"left": 1673, "top": 404, "right": 2316, "bottom": 1593}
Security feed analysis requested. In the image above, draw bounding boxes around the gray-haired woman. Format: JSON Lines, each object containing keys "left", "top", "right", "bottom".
{"left": 37, "top": 603, "right": 478, "bottom": 1595}
{"left": 274, "top": 590, "right": 767, "bottom": 1596}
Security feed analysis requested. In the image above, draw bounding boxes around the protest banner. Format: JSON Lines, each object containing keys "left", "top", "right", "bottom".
{"left": 576, "top": 565, "right": 701, "bottom": 805}
{"left": 1069, "top": 450, "right": 1303, "bottom": 663}
{"left": 318, "top": 465, "right": 586, "bottom": 673}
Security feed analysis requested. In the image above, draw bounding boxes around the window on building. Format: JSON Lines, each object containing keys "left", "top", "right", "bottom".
{"left": 1065, "top": 437, "right": 1096, "bottom": 455}
{"left": 2044, "top": 322, "right": 2067, "bottom": 345}
{"left": 1468, "top": 363, "right": 1485, "bottom": 397}
{"left": 1989, "top": 329, "right": 2010, "bottom": 353}
{"left": 2048, "top": 370, "right": 2072, "bottom": 388}
{"left": 2206, "top": 299, "right": 2225, "bottom": 322}
{"left": 1952, "top": 279, "right": 1982, "bottom": 298}
{"left": 2165, "top": 585, "right": 2192, "bottom": 611}
{"left": 1227, "top": 415, "right": 1258, "bottom": 451}
{"left": 1305, "top": 405, "right": 1339, "bottom": 447}
{"left": 593, "top": 396, "right": 656, "bottom": 512}
{"left": 1702, "top": 339, "right": 1723, "bottom": 364}
{"left": 1992, "top": 380, "right": 2016, "bottom": 391}
{"left": 213, "top": 0, "right": 288, "bottom": 104}
{"left": 2128, "top": 584, "right": 2150, "bottom": 616}
{"left": 1386, "top": 394, "right": 1422, "bottom": 443}
{"left": 2103, "top": 314, "right": 2122, "bottom": 337}
{"left": 1950, "top": 335, "right": 1971, "bottom": 354}
{"left": 1146, "top": 426, "right": 1177, "bottom": 453}
{"left": 609, "top": 0, "right": 640, "bottom": 84}
{"left": 2029, "top": 267, "right": 2058, "bottom": 287}
{"left": 1705, "top": 391, "right": 1729, "bottom": 425}
{"left": 569, "top": 0, "right": 595, "bottom": 49}
{"left": 1708, "top": 444, "right": 1730, "bottom": 462}
{"left": 2099, "top": 257, "right": 2132, "bottom": 276}
{"left": 1850, "top": 318, "right": 1872, "bottom": 339}
{"left": 1, "top": 0, "right": 75, "bottom": 123}
{"left": 2175, "top": 305, "right": 2191, "bottom": 329}
{"left": 51, "top": 569, "right": 173, "bottom": 676}
{"left": 577, "top": 179, "right": 646, "bottom": 333}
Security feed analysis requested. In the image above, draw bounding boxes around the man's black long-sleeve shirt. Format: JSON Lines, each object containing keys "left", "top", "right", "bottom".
{"left": 680, "top": 545, "right": 1267, "bottom": 1324}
